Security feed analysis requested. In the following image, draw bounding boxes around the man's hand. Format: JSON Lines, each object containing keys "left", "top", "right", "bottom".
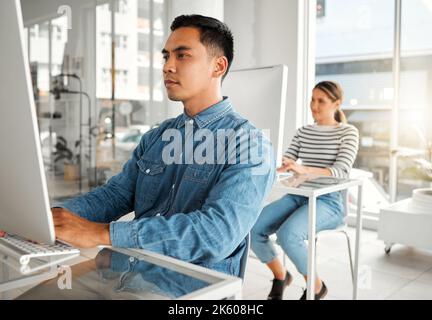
{"left": 52, "top": 208, "right": 111, "bottom": 248}
{"left": 0, "top": 230, "right": 5, "bottom": 237}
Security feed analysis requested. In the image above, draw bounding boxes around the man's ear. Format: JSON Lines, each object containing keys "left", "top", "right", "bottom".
{"left": 213, "top": 56, "right": 228, "bottom": 79}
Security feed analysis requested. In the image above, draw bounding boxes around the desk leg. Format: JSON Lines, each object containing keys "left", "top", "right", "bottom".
{"left": 307, "top": 196, "right": 317, "bottom": 300}
{"left": 0, "top": 260, "right": 5, "bottom": 299}
{"left": 353, "top": 184, "right": 363, "bottom": 300}
{"left": 231, "top": 290, "right": 243, "bottom": 300}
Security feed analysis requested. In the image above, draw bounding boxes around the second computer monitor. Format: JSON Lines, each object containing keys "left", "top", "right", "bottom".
{"left": 222, "top": 65, "right": 288, "bottom": 168}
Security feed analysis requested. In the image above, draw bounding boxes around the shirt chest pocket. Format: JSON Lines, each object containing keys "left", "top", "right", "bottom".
{"left": 136, "top": 158, "right": 166, "bottom": 203}
{"left": 183, "top": 164, "right": 213, "bottom": 184}
{"left": 175, "top": 164, "right": 213, "bottom": 207}
{"left": 174, "top": 165, "right": 214, "bottom": 210}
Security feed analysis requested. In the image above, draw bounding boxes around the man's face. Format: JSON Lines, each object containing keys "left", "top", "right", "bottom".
{"left": 162, "top": 27, "right": 216, "bottom": 102}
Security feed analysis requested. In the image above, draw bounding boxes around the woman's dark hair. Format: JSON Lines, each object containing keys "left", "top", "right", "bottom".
{"left": 314, "top": 81, "right": 347, "bottom": 123}
{"left": 170, "top": 14, "right": 234, "bottom": 80}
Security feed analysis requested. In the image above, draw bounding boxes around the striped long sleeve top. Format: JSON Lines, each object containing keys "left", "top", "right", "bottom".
{"left": 284, "top": 123, "right": 359, "bottom": 179}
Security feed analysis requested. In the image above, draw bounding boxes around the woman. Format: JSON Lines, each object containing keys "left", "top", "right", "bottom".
{"left": 251, "top": 81, "right": 359, "bottom": 300}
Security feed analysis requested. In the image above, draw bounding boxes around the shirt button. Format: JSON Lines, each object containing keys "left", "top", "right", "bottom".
{"left": 189, "top": 119, "right": 194, "bottom": 124}
{"left": 156, "top": 213, "right": 161, "bottom": 217}
{"left": 172, "top": 184, "right": 175, "bottom": 189}
{"left": 145, "top": 169, "right": 150, "bottom": 174}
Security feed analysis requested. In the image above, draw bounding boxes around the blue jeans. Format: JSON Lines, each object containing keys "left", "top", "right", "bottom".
{"left": 251, "top": 192, "right": 344, "bottom": 275}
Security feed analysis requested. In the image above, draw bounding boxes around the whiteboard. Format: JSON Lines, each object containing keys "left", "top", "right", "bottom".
{"left": 222, "top": 65, "right": 288, "bottom": 167}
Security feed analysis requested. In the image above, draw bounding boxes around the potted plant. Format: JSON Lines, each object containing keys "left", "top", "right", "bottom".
{"left": 53, "top": 136, "right": 81, "bottom": 181}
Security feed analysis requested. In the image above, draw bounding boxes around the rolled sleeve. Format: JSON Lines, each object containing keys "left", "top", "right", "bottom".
{"left": 110, "top": 220, "right": 138, "bottom": 248}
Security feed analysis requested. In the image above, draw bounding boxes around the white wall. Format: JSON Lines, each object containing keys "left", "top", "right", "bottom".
{"left": 224, "top": 0, "right": 310, "bottom": 151}
{"left": 223, "top": 0, "right": 256, "bottom": 70}
{"left": 168, "top": 0, "right": 224, "bottom": 22}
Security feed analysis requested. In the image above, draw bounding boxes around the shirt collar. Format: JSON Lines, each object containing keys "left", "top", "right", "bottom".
{"left": 176, "top": 97, "right": 232, "bottom": 129}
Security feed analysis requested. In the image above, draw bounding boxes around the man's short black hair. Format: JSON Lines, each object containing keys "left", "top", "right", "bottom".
{"left": 170, "top": 14, "right": 234, "bottom": 80}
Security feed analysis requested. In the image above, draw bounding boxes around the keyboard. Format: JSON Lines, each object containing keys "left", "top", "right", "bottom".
{"left": 0, "top": 234, "right": 80, "bottom": 266}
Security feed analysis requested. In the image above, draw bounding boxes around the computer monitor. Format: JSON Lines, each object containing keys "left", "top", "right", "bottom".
{"left": 222, "top": 65, "right": 288, "bottom": 168}
{"left": 0, "top": 0, "right": 55, "bottom": 244}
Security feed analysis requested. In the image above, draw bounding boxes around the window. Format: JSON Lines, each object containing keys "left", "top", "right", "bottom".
{"left": 315, "top": 0, "right": 394, "bottom": 197}
{"left": 138, "top": 33, "right": 149, "bottom": 52}
{"left": 95, "top": 0, "right": 167, "bottom": 169}
{"left": 96, "top": 3, "right": 112, "bottom": 99}
{"left": 317, "top": 0, "right": 326, "bottom": 19}
{"left": 315, "top": 0, "right": 432, "bottom": 201}
{"left": 138, "top": 0, "right": 150, "bottom": 18}
{"left": 51, "top": 15, "right": 68, "bottom": 78}
{"left": 96, "top": 0, "right": 166, "bottom": 102}
{"left": 397, "top": 0, "right": 432, "bottom": 200}
{"left": 114, "top": 34, "right": 128, "bottom": 49}
{"left": 29, "top": 22, "right": 50, "bottom": 98}
{"left": 138, "top": 67, "right": 149, "bottom": 86}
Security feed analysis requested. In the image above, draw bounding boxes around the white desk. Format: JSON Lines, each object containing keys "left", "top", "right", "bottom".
{"left": 274, "top": 176, "right": 363, "bottom": 300}
{"left": 0, "top": 247, "right": 242, "bottom": 300}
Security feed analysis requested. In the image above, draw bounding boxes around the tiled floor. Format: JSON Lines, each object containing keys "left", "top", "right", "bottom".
{"left": 243, "top": 228, "right": 432, "bottom": 300}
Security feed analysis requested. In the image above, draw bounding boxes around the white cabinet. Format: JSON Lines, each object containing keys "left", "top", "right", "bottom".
{"left": 378, "top": 198, "right": 432, "bottom": 253}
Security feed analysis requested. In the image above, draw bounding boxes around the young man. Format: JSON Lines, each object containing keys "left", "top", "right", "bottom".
{"left": 50, "top": 15, "right": 276, "bottom": 276}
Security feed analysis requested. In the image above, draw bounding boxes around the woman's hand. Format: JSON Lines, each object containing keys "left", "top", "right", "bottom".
{"left": 277, "top": 157, "right": 309, "bottom": 175}
{"left": 277, "top": 157, "right": 295, "bottom": 173}
{"left": 282, "top": 161, "right": 309, "bottom": 175}
{"left": 278, "top": 156, "right": 333, "bottom": 176}
{"left": 282, "top": 156, "right": 293, "bottom": 166}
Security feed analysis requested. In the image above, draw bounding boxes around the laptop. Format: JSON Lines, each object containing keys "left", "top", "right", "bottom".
{"left": 0, "top": 0, "right": 79, "bottom": 268}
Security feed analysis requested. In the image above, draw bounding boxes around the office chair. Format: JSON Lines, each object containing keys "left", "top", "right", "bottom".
{"left": 281, "top": 189, "right": 355, "bottom": 284}
{"left": 314, "top": 189, "right": 354, "bottom": 283}
{"left": 278, "top": 169, "right": 372, "bottom": 285}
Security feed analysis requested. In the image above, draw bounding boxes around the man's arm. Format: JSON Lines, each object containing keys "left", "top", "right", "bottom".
{"left": 58, "top": 132, "right": 151, "bottom": 223}
{"left": 51, "top": 129, "right": 157, "bottom": 247}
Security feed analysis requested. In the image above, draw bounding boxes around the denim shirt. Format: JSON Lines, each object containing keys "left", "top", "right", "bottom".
{"left": 61, "top": 97, "right": 276, "bottom": 276}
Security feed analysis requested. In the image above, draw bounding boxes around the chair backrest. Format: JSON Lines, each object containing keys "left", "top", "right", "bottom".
{"left": 343, "top": 167, "right": 373, "bottom": 218}
{"left": 238, "top": 233, "right": 251, "bottom": 282}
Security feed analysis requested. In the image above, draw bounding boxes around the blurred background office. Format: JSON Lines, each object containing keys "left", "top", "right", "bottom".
{"left": 1, "top": 0, "right": 431, "bottom": 300}
{"left": 20, "top": 0, "right": 432, "bottom": 207}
